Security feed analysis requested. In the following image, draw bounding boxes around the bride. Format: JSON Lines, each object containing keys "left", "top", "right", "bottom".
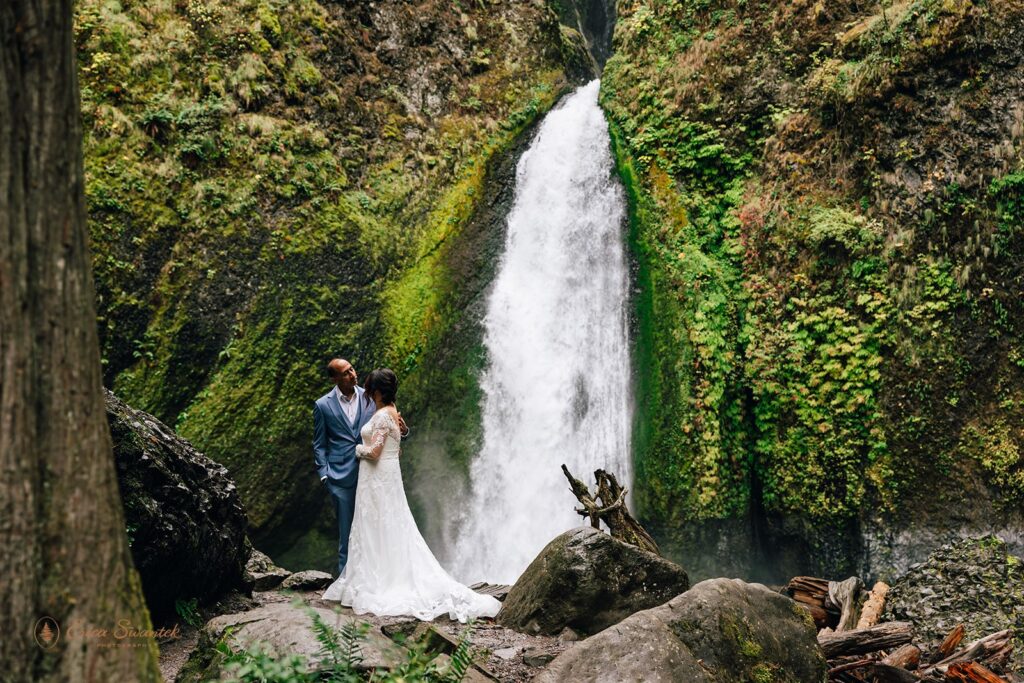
{"left": 322, "top": 368, "right": 501, "bottom": 622}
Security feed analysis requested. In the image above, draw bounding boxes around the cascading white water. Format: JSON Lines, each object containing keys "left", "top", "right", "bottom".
{"left": 451, "top": 80, "right": 633, "bottom": 585}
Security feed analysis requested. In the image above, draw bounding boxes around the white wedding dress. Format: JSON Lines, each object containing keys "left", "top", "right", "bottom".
{"left": 321, "top": 409, "right": 501, "bottom": 622}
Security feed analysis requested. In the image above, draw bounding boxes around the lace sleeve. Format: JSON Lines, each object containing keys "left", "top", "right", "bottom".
{"left": 355, "top": 412, "right": 395, "bottom": 460}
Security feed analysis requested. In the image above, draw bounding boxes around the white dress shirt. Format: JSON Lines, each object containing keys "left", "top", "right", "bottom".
{"left": 335, "top": 386, "right": 359, "bottom": 425}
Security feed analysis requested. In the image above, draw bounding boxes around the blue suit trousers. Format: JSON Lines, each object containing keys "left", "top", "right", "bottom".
{"left": 325, "top": 479, "right": 357, "bottom": 575}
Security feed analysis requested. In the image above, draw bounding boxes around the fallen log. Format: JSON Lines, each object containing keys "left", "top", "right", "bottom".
{"left": 871, "top": 663, "right": 922, "bottom": 683}
{"left": 788, "top": 576, "right": 830, "bottom": 609}
{"left": 796, "top": 601, "right": 831, "bottom": 630}
{"left": 881, "top": 644, "right": 922, "bottom": 670}
{"left": 468, "top": 582, "right": 511, "bottom": 602}
{"left": 944, "top": 661, "right": 1006, "bottom": 683}
{"left": 818, "top": 621, "right": 914, "bottom": 659}
{"left": 856, "top": 582, "right": 889, "bottom": 630}
{"left": 923, "top": 630, "right": 1014, "bottom": 676}
{"left": 828, "top": 657, "right": 874, "bottom": 675}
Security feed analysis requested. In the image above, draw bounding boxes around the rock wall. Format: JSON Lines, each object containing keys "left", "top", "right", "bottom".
{"left": 78, "top": 0, "right": 581, "bottom": 562}
{"left": 603, "top": 0, "right": 1024, "bottom": 580}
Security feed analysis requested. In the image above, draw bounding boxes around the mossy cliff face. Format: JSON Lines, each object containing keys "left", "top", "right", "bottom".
{"left": 77, "top": 0, "right": 579, "bottom": 556}
{"left": 603, "top": 0, "right": 1024, "bottom": 579}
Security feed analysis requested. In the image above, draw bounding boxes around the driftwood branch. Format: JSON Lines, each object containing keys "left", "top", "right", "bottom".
{"left": 561, "top": 464, "right": 660, "bottom": 555}
{"left": 826, "top": 577, "right": 862, "bottom": 632}
{"left": 880, "top": 643, "right": 921, "bottom": 670}
{"left": 818, "top": 621, "right": 914, "bottom": 659}
{"left": 921, "top": 629, "right": 1013, "bottom": 676}
{"left": 944, "top": 661, "right": 1007, "bottom": 683}
{"left": 855, "top": 581, "right": 889, "bottom": 629}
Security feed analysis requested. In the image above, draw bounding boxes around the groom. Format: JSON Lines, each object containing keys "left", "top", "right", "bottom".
{"left": 312, "top": 358, "right": 375, "bottom": 576}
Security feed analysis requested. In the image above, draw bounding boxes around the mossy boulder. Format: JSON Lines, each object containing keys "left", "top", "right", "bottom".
{"left": 883, "top": 534, "right": 1024, "bottom": 667}
{"left": 535, "top": 578, "right": 827, "bottom": 683}
{"left": 106, "top": 389, "right": 249, "bottom": 621}
{"left": 497, "top": 526, "right": 689, "bottom": 636}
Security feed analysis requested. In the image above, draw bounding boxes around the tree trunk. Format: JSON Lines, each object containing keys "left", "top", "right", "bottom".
{"left": 0, "top": 2, "right": 161, "bottom": 680}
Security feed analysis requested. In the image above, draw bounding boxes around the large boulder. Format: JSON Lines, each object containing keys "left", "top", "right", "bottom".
{"left": 176, "top": 603, "right": 401, "bottom": 682}
{"left": 106, "top": 389, "right": 249, "bottom": 620}
{"left": 883, "top": 534, "right": 1024, "bottom": 666}
{"left": 536, "top": 578, "right": 827, "bottom": 683}
{"left": 497, "top": 526, "right": 689, "bottom": 636}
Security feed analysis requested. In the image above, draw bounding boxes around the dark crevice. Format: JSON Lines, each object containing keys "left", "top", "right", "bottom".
{"left": 553, "top": 0, "right": 617, "bottom": 72}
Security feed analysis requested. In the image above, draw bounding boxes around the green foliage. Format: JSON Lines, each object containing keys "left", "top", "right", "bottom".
{"left": 809, "top": 0, "right": 978, "bottom": 110}
{"left": 603, "top": 0, "right": 1024, "bottom": 542}
{"left": 77, "top": 0, "right": 570, "bottom": 538}
{"left": 959, "top": 422, "right": 1024, "bottom": 500}
{"left": 605, "top": 120, "right": 750, "bottom": 522}
{"left": 222, "top": 605, "right": 478, "bottom": 683}
{"left": 745, "top": 207, "right": 895, "bottom": 518}
{"left": 175, "top": 597, "right": 203, "bottom": 629}
{"left": 601, "top": 0, "right": 760, "bottom": 523}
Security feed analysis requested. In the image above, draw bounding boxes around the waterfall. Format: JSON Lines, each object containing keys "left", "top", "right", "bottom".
{"left": 451, "top": 80, "right": 632, "bottom": 585}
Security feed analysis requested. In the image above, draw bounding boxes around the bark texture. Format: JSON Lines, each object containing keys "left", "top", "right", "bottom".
{"left": 0, "top": 1, "right": 160, "bottom": 680}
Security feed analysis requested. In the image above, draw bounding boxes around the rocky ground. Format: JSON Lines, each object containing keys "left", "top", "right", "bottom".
{"left": 158, "top": 586, "right": 577, "bottom": 682}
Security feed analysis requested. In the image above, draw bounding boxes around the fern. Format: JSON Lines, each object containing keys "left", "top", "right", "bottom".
{"left": 302, "top": 603, "right": 368, "bottom": 682}
{"left": 441, "top": 626, "right": 475, "bottom": 683}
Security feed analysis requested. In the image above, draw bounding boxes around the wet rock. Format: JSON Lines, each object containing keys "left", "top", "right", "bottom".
{"left": 535, "top": 578, "right": 827, "bottom": 683}
{"left": 493, "top": 646, "right": 519, "bottom": 660}
{"left": 381, "top": 618, "right": 419, "bottom": 640}
{"left": 883, "top": 534, "right": 1024, "bottom": 667}
{"left": 279, "top": 570, "right": 333, "bottom": 591}
{"left": 557, "top": 626, "right": 582, "bottom": 642}
{"left": 176, "top": 603, "right": 401, "bottom": 681}
{"left": 497, "top": 526, "right": 690, "bottom": 636}
{"left": 522, "top": 646, "right": 555, "bottom": 666}
{"left": 244, "top": 549, "right": 291, "bottom": 592}
{"left": 106, "top": 390, "right": 249, "bottom": 621}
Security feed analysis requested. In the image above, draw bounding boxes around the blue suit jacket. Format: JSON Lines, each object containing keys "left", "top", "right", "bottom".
{"left": 312, "top": 386, "right": 376, "bottom": 487}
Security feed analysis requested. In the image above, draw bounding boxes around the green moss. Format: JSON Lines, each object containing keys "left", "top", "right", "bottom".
{"left": 606, "top": 120, "right": 751, "bottom": 522}
{"left": 601, "top": 0, "right": 1024, "bottom": 549}
{"left": 78, "top": 0, "right": 572, "bottom": 540}
{"left": 751, "top": 663, "right": 778, "bottom": 683}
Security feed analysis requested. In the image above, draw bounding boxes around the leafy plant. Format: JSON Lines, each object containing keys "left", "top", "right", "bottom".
{"left": 175, "top": 597, "right": 203, "bottom": 629}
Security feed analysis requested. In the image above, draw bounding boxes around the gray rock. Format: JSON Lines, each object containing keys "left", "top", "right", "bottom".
{"left": 497, "top": 526, "right": 689, "bottom": 636}
{"left": 177, "top": 603, "right": 402, "bottom": 681}
{"left": 106, "top": 390, "right": 249, "bottom": 621}
{"left": 279, "top": 570, "right": 333, "bottom": 591}
{"left": 493, "top": 646, "right": 519, "bottom": 660}
{"left": 883, "top": 534, "right": 1024, "bottom": 667}
{"left": 557, "top": 626, "right": 582, "bottom": 642}
{"left": 244, "top": 549, "right": 291, "bottom": 591}
{"left": 522, "top": 646, "right": 555, "bottom": 666}
{"left": 535, "top": 578, "right": 827, "bottom": 683}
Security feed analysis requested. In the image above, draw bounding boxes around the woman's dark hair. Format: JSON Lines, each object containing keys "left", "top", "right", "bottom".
{"left": 363, "top": 368, "right": 398, "bottom": 405}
